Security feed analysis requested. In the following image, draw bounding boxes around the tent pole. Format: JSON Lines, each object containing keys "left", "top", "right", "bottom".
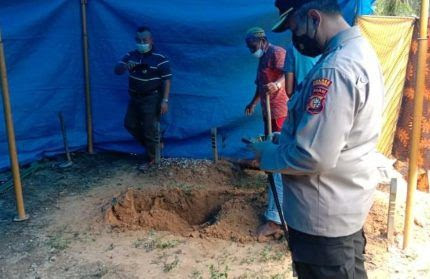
{"left": 0, "top": 29, "right": 28, "bottom": 221}
{"left": 403, "top": 0, "right": 429, "bottom": 250}
{"left": 80, "top": 0, "right": 94, "bottom": 154}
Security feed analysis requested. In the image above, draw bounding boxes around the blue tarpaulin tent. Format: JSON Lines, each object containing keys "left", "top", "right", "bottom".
{"left": 0, "top": 0, "right": 374, "bottom": 169}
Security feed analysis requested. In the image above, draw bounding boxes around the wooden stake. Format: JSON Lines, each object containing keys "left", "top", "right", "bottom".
{"left": 387, "top": 178, "right": 397, "bottom": 245}
{"left": 211, "top": 128, "right": 218, "bottom": 163}
{"left": 58, "top": 112, "right": 72, "bottom": 163}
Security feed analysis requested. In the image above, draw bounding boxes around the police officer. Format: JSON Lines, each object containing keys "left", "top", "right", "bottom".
{"left": 250, "top": 0, "right": 384, "bottom": 278}
{"left": 114, "top": 26, "right": 172, "bottom": 170}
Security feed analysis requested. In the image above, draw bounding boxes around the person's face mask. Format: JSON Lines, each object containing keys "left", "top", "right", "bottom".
{"left": 136, "top": 43, "right": 151, "bottom": 53}
{"left": 252, "top": 49, "right": 264, "bottom": 58}
{"left": 292, "top": 16, "right": 322, "bottom": 57}
{"left": 252, "top": 41, "right": 264, "bottom": 58}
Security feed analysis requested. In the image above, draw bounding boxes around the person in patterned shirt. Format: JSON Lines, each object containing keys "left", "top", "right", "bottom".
{"left": 244, "top": 27, "right": 288, "bottom": 240}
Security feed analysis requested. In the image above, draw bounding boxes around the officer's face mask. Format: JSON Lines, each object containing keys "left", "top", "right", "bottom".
{"left": 136, "top": 43, "right": 151, "bottom": 53}
{"left": 292, "top": 16, "right": 322, "bottom": 57}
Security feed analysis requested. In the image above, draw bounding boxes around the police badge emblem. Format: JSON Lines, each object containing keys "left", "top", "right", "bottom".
{"left": 306, "top": 78, "right": 332, "bottom": 114}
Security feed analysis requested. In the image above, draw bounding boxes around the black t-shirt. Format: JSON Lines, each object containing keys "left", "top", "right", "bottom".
{"left": 119, "top": 50, "right": 172, "bottom": 94}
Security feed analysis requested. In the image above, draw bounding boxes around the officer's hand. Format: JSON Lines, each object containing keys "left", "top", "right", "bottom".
{"left": 245, "top": 104, "right": 256, "bottom": 116}
{"left": 127, "top": 61, "right": 137, "bottom": 71}
{"left": 160, "top": 102, "right": 168, "bottom": 115}
{"left": 264, "top": 82, "right": 280, "bottom": 95}
{"left": 247, "top": 141, "right": 274, "bottom": 166}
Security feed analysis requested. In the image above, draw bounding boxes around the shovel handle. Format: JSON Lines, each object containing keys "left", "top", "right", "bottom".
{"left": 265, "top": 94, "right": 272, "bottom": 136}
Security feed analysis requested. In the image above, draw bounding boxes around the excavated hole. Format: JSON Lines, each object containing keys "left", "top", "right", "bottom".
{"left": 105, "top": 187, "right": 266, "bottom": 242}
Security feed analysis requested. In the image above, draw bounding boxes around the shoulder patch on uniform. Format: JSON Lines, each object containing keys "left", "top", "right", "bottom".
{"left": 306, "top": 78, "right": 333, "bottom": 115}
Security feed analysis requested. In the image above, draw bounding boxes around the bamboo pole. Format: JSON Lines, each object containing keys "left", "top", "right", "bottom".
{"left": 0, "top": 29, "right": 28, "bottom": 221}
{"left": 80, "top": 0, "right": 94, "bottom": 154}
{"left": 403, "top": 0, "right": 429, "bottom": 250}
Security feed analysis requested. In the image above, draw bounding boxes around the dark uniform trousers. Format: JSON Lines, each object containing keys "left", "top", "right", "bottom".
{"left": 288, "top": 227, "right": 367, "bottom": 279}
{"left": 124, "top": 91, "right": 160, "bottom": 161}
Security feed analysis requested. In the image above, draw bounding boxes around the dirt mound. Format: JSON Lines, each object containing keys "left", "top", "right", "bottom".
{"left": 105, "top": 187, "right": 266, "bottom": 242}
{"left": 144, "top": 159, "right": 268, "bottom": 191}
{"left": 146, "top": 160, "right": 237, "bottom": 188}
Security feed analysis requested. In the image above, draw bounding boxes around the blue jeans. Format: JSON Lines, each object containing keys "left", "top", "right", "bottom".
{"left": 264, "top": 172, "right": 284, "bottom": 224}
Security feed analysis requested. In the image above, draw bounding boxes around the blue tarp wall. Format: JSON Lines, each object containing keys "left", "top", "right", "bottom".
{"left": 0, "top": 0, "right": 374, "bottom": 169}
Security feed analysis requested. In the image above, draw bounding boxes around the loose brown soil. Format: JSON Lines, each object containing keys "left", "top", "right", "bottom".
{"left": 105, "top": 187, "right": 265, "bottom": 243}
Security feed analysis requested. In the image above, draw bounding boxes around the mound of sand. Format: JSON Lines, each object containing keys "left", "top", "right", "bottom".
{"left": 105, "top": 187, "right": 266, "bottom": 243}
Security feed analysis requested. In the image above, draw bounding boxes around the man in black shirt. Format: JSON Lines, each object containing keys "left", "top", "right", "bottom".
{"left": 115, "top": 26, "right": 172, "bottom": 170}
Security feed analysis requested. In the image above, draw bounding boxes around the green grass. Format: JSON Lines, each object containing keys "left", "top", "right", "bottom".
{"left": 190, "top": 270, "right": 203, "bottom": 279}
{"left": 209, "top": 264, "right": 229, "bottom": 279}
{"left": 134, "top": 236, "right": 182, "bottom": 252}
{"left": 240, "top": 258, "right": 255, "bottom": 265}
{"left": 163, "top": 256, "right": 180, "bottom": 272}
{"left": 259, "top": 245, "right": 286, "bottom": 263}
{"left": 46, "top": 234, "right": 71, "bottom": 251}
{"left": 156, "top": 239, "right": 181, "bottom": 249}
{"left": 133, "top": 238, "right": 153, "bottom": 251}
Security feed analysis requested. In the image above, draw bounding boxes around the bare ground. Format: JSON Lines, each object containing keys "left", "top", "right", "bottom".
{"left": 0, "top": 152, "right": 429, "bottom": 279}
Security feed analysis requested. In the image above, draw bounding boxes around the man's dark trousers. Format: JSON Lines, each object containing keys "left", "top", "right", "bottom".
{"left": 288, "top": 226, "right": 367, "bottom": 279}
{"left": 124, "top": 92, "right": 160, "bottom": 161}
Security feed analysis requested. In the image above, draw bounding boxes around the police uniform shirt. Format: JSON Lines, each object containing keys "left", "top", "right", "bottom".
{"left": 119, "top": 50, "right": 172, "bottom": 94}
{"left": 259, "top": 27, "right": 385, "bottom": 237}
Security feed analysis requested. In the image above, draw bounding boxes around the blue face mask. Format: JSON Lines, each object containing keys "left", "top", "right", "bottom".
{"left": 136, "top": 43, "right": 151, "bottom": 53}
